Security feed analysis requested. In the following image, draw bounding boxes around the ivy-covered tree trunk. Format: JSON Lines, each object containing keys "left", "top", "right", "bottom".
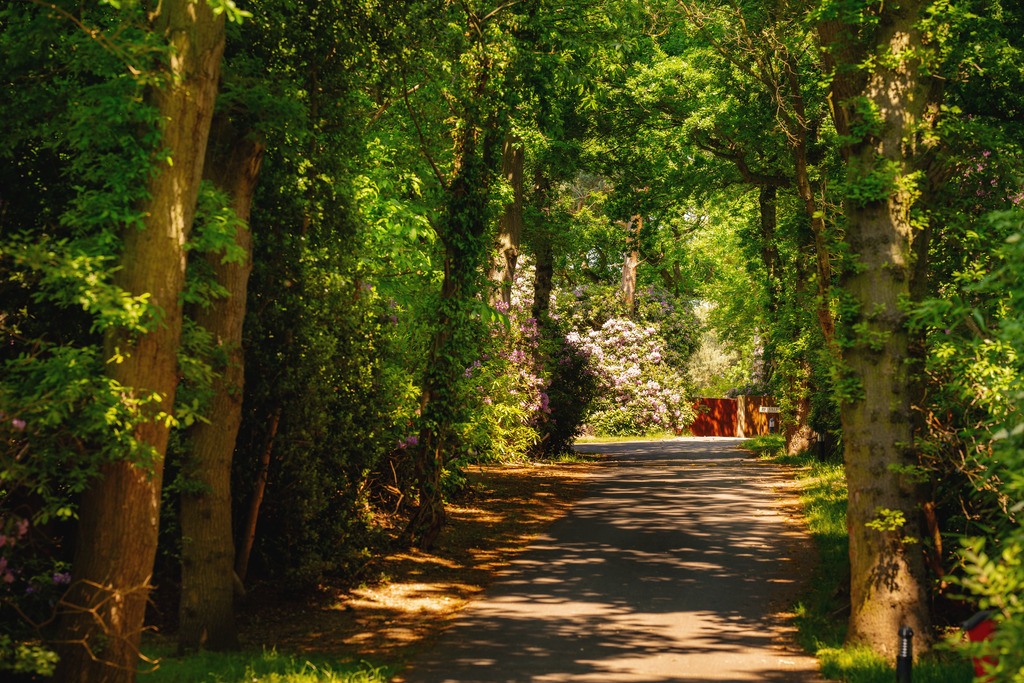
{"left": 55, "top": 3, "right": 225, "bottom": 680}
{"left": 819, "top": 1, "right": 932, "bottom": 656}
{"left": 178, "top": 118, "right": 264, "bottom": 653}
{"left": 530, "top": 173, "right": 554, "bottom": 324}
{"left": 405, "top": 185, "right": 492, "bottom": 548}
{"left": 404, "top": 94, "right": 502, "bottom": 550}
{"left": 488, "top": 137, "right": 523, "bottom": 307}
{"left": 532, "top": 238, "right": 554, "bottom": 323}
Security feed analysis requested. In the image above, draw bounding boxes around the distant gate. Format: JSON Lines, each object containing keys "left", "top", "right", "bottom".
{"left": 690, "top": 396, "right": 778, "bottom": 437}
{"left": 690, "top": 398, "right": 737, "bottom": 437}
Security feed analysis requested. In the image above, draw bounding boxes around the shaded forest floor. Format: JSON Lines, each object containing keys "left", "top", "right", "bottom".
{"left": 229, "top": 457, "right": 601, "bottom": 667}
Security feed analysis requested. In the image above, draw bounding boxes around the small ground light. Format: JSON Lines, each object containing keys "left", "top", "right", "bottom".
{"left": 896, "top": 626, "right": 913, "bottom": 683}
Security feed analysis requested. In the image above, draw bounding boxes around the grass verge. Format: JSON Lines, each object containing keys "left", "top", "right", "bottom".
{"left": 754, "top": 445, "right": 974, "bottom": 682}
{"left": 139, "top": 647, "right": 394, "bottom": 683}
{"left": 576, "top": 430, "right": 682, "bottom": 444}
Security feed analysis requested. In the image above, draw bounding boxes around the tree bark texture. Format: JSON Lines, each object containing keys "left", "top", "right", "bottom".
{"left": 178, "top": 118, "right": 264, "bottom": 653}
{"left": 819, "top": 1, "right": 932, "bottom": 656}
{"left": 620, "top": 216, "right": 640, "bottom": 314}
{"left": 487, "top": 137, "right": 523, "bottom": 307}
{"left": 55, "top": 3, "right": 225, "bottom": 680}
{"left": 785, "top": 393, "right": 815, "bottom": 456}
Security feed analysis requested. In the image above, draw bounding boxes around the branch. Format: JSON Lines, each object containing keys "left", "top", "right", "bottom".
{"left": 693, "top": 135, "right": 791, "bottom": 189}
{"left": 481, "top": 0, "right": 520, "bottom": 24}
{"left": 366, "top": 83, "right": 422, "bottom": 130}
{"left": 401, "top": 71, "right": 448, "bottom": 190}
{"left": 27, "top": 0, "right": 142, "bottom": 75}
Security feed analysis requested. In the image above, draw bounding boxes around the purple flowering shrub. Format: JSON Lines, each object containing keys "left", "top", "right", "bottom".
{"left": 576, "top": 318, "right": 695, "bottom": 435}
{"left": 550, "top": 284, "right": 698, "bottom": 436}
{"left": 457, "top": 303, "right": 547, "bottom": 462}
{"left": 0, "top": 514, "right": 65, "bottom": 676}
{"left": 0, "top": 349, "right": 144, "bottom": 675}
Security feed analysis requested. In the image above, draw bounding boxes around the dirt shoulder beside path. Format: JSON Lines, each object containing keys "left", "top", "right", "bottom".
{"left": 237, "top": 457, "right": 602, "bottom": 662}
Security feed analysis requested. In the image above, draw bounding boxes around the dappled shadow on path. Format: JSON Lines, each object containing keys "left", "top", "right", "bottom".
{"left": 239, "top": 462, "right": 595, "bottom": 659}
{"left": 398, "top": 438, "right": 821, "bottom": 683}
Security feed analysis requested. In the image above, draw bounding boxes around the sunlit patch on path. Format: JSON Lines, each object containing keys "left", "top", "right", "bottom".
{"left": 397, "top": 437, "right": 822, "bottom": 683}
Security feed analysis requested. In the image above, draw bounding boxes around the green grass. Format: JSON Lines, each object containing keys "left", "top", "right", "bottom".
{"left": 817, "top": 645, "right": 973, "bottom": 683}
{"left": 761, "top": 450, "right": 975, "bottom": 682}
{"left": 576, "top": 430, "right": 681, "bottom": 444}
{"left": 741, "top": 433, "right": 786, "bottom": 458}
{"left": 542, "top": 451, "right": 603, "bottom": 463}
{"left": 138, "top": 647, "right": 395, "bottom": 683}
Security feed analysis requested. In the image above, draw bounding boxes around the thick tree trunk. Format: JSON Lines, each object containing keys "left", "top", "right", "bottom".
{"left": 820, "top": 2, "right": 932, "bottom": 656}
{"left": 55, "top": 3, "right": 225, "bottom": 680}
{"left": 488, "top": 137, "right": 523, "bottom": 307}
{"left": 178, "top": 120, "right": 264, "bottom": 653}
{"left": 840, "top": 207, "right": 930, "bottom": 653}
{"left": 785, "top": 393, "right": 815, "bottom": 456}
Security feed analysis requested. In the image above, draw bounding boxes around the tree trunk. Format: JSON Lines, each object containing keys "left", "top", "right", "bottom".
{"left": 403, "top": 66, "right": 502, "bottom": 549}
{"left": 532, "top": 238, "right": 554, "bottom": 324}
{"left": 620, "top": 215, "right": 640, "bottom": 314}
{"left": 531, "top": 173, "right": 554, "bottom": 325}
{"left": 55, "top": 3, "right": 225, "bottom": 680}
{"left": 819, "top": 2, "right": 932, "bottom": 656}
{"left": 784, "top": 392, "right": 815, "bottom": 456}
{"left": 235, "top": 407, "right": 280, "bottom": 583}
{"left": 488, "top": 137, "right": 524, "bottom": 307}
{"left": 178, "top": 119, "right": 264, "bottom": 653}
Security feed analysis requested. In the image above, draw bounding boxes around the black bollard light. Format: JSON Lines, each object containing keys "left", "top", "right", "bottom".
{"left": 896, "top": 626, "right": 913, "bottom": 683}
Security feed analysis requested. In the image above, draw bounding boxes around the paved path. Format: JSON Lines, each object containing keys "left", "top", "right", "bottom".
{"left": 397, "top": 437, "right": 823, "bottom": 683}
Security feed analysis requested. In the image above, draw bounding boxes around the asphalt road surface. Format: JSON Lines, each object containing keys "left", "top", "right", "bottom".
{"left": 397, "top": 437, "right": 823, "bottom": 683}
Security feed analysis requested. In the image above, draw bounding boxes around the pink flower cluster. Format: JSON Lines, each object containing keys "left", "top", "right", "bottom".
{"left": 0, "top": 517, "right": 30, "bottom": 585}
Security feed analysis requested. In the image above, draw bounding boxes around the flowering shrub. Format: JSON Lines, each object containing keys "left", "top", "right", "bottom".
{"left": 457, "top": 304, "right": 546, "bottom": 463}
{"left": 0, "top": 512, "right": 66, "bottom": 677}
{"left": 553, "top": 284, "right": 701, "bottom": 366}
{"left": 550, "top": 284, "right": 698, "bottom": 437}
{"left": 578, "top": 318, "right": 695, "bottom": 435}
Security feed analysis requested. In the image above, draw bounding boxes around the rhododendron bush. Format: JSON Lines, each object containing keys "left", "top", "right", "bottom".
{"left": 551, "top": 285, "right": 700, "bottom": 436}
{"left": 458, "top": 303, "right": 548, "bottom": 462}
{"left": 575, "top": 319, "right": 694, "bottom": 435}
